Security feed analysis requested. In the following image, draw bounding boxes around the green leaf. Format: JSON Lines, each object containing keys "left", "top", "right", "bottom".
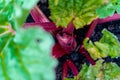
{"left": 100, "top": 29, "right": 120, "bottom": 58}
{"left": 49, "top": 0, "right": 104, "bottom": 29}
{"left": 100, "top": 29, "right": 120, "bottom": 45}
{"left": 83, "top": 38, "right": 102, "bottom": 60}
{"left": 96, "top": 0, "right": 120, "bottom": 18}
{"left": 0, "top": 0, "right": 38, "bottom": 30}
{"left": 0, "top": 27, "right": 57, "bottom": 80}
{"left": 103, "top": 62, "right": 120, "bottom": 80}
{"left": 79, "top": 60, "right": 103, "bottom": 80}
{"left": 79, "top": 60, "right": 120, "bottom": 80}
{"left": 114, "top": 5, "right": 120, "bottom": 14}
{"left": 96, "top": 3, "right": 115, "bottom": 18}
{"left": 84, "top": 29, "right": 120, "bottom": 59}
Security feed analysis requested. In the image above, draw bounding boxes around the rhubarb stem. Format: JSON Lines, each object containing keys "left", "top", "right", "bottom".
{"left": 66, "top": 60, "right": 78, "bottom": 76}
{"left": 30, "top": 5, "right": 50, "bottom": 23}
{"left": 62, "top": 21, "right": 75, "bottom": 34}
{"left": 62, "top": 62, "right": 67, "bottom": 80}
{"left": 79, "top": 45, "right": 96, "bottom": 65}
{"left": 85, "top": 19, "right": 99, "bottom": 38}
{"left": 78, "top": 19, "right": 98, "bottom": 65}
{"left": 62, "top": 60, "right": 79, "bottom": 80}
{"left": 98, "top": 13, "right": 120, "bottom": 24}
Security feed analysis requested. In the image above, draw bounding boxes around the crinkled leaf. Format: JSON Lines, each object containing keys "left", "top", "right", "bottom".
{"left": 79, "top": 60, "right": 103, "bottom": 80}
{"left": 100, "top": 29, "right": 120, "bottom": 58}
{"left": 103, "top": 62, "right": 120, "bottom": 80}
{"left": 0, "top": 0, "right": 38, "bottom": 30}
{"left": 84, "top": 38, "right": 103, "bottom": 60}
{"left": 84, "top": 29, "right": 120, "bottom": 59}
{"left": 100, "top": 29, "right": 120, "bottom": 45}
{"left": 96, "top": 3, "right": 115, "bottom": 18}
{"left": 49, "top": 0, "right": 104, "bottom": 29}
{"left": 0, "top": 27, "right": 57, "bottom": 80}
{"left": 96, "top": 0, "right": 120, "bottom": 18}
{"left": 79, "top": 60, "right": 120, "bottom": 80}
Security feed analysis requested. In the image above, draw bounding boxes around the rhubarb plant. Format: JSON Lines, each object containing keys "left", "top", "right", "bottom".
{"left": 22, "top": 0, "right": 120, "bottom": 80}
{"left": 0, "top": 0, "right": 57, "bottom": 80}
{"left": 49, "top": 0, "right": 104, "bottom": 29}
{"left": 96, "top": 0, "right": 120, "bottom": 18}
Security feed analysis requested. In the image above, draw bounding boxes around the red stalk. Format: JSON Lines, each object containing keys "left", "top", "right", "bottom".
{"left": 62, "top": 60, "right": 78, "bottom": 80}
{"left": 79, "top": 45, "right": 96, "bottom": 65}
{"left": 30, "top": 6, "right": 50, "bottom": 23}
{"left": 62, "top": 21, "right": 75, "bottom": 34}
{"left": 79, "top": 19, "right": 99, "bottom": 65}
{"left": 66, "top": 60, "right": 78, "bottom": 76}
{"left": 85, "top": 19, "right": 99, "bottom": 38}
{"left": 98, "top": 13, "right": 120, "bottom": 24}
{"left": 62, "top": 62, "right": 67, "bottom": 80}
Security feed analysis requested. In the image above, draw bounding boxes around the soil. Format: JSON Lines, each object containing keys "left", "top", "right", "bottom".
{"left": 26, "top": 0, "right": 120, "bottom": 80}
{"left": 90, "top": 20, "right": 120, "bottom": 41}
{"left": 26, "top": 14, "right": 34, "bottom": 22}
